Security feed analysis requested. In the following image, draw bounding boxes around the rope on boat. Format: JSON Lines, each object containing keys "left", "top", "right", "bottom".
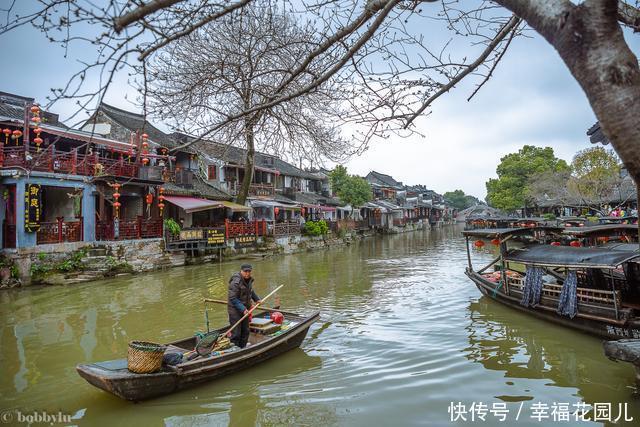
{"left": 520, "top": 266, "right": 544, "bottom": 307}
{"left": 557, "top": 270, "right": 578, "bottom": 318}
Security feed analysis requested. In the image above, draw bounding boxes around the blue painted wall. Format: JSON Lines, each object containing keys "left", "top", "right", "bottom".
{"left": 1, "top": 172, "right": 96, "bottom": 248}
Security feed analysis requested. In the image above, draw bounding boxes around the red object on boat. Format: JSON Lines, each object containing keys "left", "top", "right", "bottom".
{"left": 490, "top": 238, "right": 500, "bottom": 246}
{"left": 550, "top": 241, "right": 561, "bottom": 246}
{"left": 270, "top": 312, "right": 284, "bottom": 324}
{"left": 474, "top": 240, "right": 485, "bottom": 248}
{"left": 569, "top": 240, "right": 582, "bottom": 247}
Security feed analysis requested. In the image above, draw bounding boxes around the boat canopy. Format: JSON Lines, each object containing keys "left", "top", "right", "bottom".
{"left": 603, "top": 242, "right": 640, "bottom": 252}
{"left": 504, "top": 245, "right": 640, "bottom": 268}
{"left": 562, "top": 224, "right": 638, "bottom": 237}
{"left": 462, "top": 226, "right": 563, "bottom": 239}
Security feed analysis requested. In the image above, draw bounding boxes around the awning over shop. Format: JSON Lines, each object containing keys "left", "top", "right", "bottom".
{"left": 250, "top": 200, "right": 301, "bottom": 210}
{"left": 164, "top": 196, "right": 222, "bottom": 213}
{"left": 221, "top": 201, "right": 251, "bottom": 212}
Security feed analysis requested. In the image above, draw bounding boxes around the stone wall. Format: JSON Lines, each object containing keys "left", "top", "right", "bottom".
{"left": 2, "top": 224, "right": 416, "bottom": 288}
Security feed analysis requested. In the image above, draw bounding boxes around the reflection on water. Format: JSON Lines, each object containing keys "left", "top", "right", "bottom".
{"left": 1, "top": 226, "right": 638, "bottom": 426}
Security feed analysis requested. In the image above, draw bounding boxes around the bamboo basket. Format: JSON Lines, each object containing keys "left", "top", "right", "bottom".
{"left": 127, "top": 341, "right": 167, "bottom": 374}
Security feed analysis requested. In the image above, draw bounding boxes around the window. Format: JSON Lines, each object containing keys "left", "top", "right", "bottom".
{"left": 208, "top": 164, "right": 217, "bottom": 180}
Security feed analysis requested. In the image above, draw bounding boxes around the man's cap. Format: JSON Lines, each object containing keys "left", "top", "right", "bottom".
{"left": 241, "top": 264, "right": 252, "bottom": 271}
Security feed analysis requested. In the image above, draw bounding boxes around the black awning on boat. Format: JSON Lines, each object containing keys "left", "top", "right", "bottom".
{"left": 504, "top": 245, "right": 640, "bottom": 268}
{"left": 462, "top": 226, "right": 564, "bottom": 239}
{"left": 603, "top": 242, "right": 640, "bottom": 252}
{"left": 563, "top": 224, "right": 638, "bottom": 237}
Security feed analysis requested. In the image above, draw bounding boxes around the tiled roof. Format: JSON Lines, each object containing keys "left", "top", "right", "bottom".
{"left": 283, "top": 191, "right": 343, "bottom": 207}
{"left": 0, "top": 91, "right": 61, "bottom": 126}
{"left": 163, "top": 175, "right": 231, "bottom": 200}
{"left": 366, "top": 171, "right": 403, "bottom": 189}
{"left": 97, "top": 103, "right": 177, "bottom": 148}
{"left": 587, "top": 122, "right": 610, "bottom": 145}
{"left": 200, "top": 141, "right": 318, "bottom": 179}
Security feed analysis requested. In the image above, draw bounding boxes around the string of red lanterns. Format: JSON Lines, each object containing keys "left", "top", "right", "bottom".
{"left": 141, "top": 133, "right": 150, "bottom": 165}
{"left": 31, "top": 104, "right": 43, "bottom": 151}
{"left": 158, "top": 187, "right": 165, "bottom": 215}
{"left": 110, "top": 183, "right": 122, "bottom": 219}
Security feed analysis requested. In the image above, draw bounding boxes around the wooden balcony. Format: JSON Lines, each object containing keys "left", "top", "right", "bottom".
{"left": 0, "top": 145, "right": 140, "bottom": 178}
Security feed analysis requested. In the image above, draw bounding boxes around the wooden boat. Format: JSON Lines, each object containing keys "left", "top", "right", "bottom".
{"left": 463, "top": 227, "right": 640, "bottom": 340}
{"left": 76, "top": 310, "right": 320, "bottom": 401}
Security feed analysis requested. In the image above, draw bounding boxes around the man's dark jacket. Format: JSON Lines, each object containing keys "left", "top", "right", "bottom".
{"left": 228, "top": 272, "right": 260, "bottom": 315}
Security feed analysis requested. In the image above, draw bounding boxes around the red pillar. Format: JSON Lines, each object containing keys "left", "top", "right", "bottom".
{"left": 225, "top": 218, "right": 229, "bottom": 239}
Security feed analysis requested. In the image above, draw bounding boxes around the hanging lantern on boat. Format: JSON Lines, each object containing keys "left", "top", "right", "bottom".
{"left": 490, "top": 238, "right": 500, "bottom": 246}
{"left": 474, "top": 240, "right": 485, "bottom": 248}
{"left": 270, "top": 311, "right": 284, "bottom": 324}
{"left": 569, "top": 240, "right": 582, "bottom": 247}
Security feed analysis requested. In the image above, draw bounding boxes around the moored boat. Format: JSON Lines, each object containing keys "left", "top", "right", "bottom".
{"left": 463, "top": 227, "right": 640, "bottom": 340}
{"left": 76, "top": 310, "right": 319, "bottom": 401}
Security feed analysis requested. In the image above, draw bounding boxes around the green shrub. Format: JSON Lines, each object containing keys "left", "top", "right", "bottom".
{"left": 304, "top": 220, "right": 329, "bottom": 236}
{"left": 542, "top": 213, "right": 556, "bottom": 221}
{"left": 165, "top": 218, "right": 181, "bottom": 236}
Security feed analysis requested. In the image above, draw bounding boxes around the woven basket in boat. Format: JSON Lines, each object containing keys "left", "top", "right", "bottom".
{"left": 127, "top": 341, "right": 167, "bottom": 374}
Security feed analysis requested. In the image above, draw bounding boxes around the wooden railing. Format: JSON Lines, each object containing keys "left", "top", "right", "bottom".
{"left": 96, "top": 217, "right": 163, "bottom": 241}
{"left": 225, "top": 219, "right": 265, "bottom": 238}
{"left": 508, "top": 276, "right": 620, "bottom": 307}
{"left": 0, "top": 145, "right": 141, "bottom": 178}
{"left": 274, "top": 221, "right": 300, "bottom": 237}
{"left": 36, "top": 218, "right": 83, "bottom": 244}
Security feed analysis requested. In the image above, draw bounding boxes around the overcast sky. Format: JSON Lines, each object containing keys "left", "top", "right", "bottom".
{"left": 1, "top": 5, "right": 638, "bottom": 200}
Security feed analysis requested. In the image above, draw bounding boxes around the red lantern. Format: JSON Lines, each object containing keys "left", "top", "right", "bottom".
{"left": 301, "top": 207, "right": 306, "bottom": 215}
{"left": 142, "top": 158, "right": 150, "bottom": 165}
{"left": 113, "top": 192, "right": 120, "bottom": 199}
{"left": 141, "top": 133, "right": 148, "bottom": 140}
{"left": 146, "top": 193, "right": 153, "bottom": 205}
{"left": 569, "top": 240, "right": 582, "bottom": 247}
{"left": 30, "top": 105, "right": 40, "bottom": 114}
{"left": 113, "top": 201, "right": 121, "bottom": 208}
{"left": 274, "top": 207, "right": 280, "bottom": 216}
{"left": 474, "top": 240, "right": 485, "bottom": 248}
{"left": 2, "top": 128, "right": 10, "bottom": 144}
{"left": 550, "top": 241, "right": 561, "bottom": 246}
{"left": 490, "top": 238, "right": 500, "bottom": 246}
{"left": 142, "top": 141, "right": 149, "bottom": 149}
{"left": 158, "top": 202, "right": 165, "bottom": 209}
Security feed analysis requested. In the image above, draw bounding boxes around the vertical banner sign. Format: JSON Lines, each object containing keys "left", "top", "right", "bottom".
{"left": 24, "top": 184, "right": 42, "bottom": 232}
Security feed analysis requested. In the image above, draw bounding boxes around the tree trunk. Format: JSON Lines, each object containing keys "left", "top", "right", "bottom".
{"left": 496, "top": 0, "right": 640, "bottom": 185}
{"left": 236, "top": 116, "right": 256, "bottom": 205}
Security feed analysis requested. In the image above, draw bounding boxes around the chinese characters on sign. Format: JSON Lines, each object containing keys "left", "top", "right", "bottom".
{"left": 234, "top": 235, "right": 256, "bottom": 248}
{"left": 24, "top": 184, "right": 42, "bottom": 232}
{"left": 448, "top": 401, "right": 633, "bottom": 423}
{"left": 206, "top": 228, "right": 225, "bottom": 246}
{"left": 179, "top": 229, "right": 203, "bottom": 241}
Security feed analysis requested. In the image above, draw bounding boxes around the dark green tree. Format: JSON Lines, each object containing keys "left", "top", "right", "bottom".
{"left": 486, "top": 145, "right": 570, "bottom": 212}
{"left": 444, "top": 190, "right": 477, "bottom": 210}
{"left": 329, "top": 165, "right": 349, "bottom": 197}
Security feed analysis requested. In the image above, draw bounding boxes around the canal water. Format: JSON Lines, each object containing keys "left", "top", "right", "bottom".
{"left": 1, "top": 226, "right": 638, "bottom": 426}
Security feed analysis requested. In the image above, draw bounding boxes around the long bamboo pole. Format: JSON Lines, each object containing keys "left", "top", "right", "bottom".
{"left": 204, "top": 298, "right": 298, "bottom": 316}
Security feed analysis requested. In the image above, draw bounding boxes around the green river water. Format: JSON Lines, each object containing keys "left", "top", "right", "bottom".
{"left": 1, "top": 226, "right": 638, "bottom": 426}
